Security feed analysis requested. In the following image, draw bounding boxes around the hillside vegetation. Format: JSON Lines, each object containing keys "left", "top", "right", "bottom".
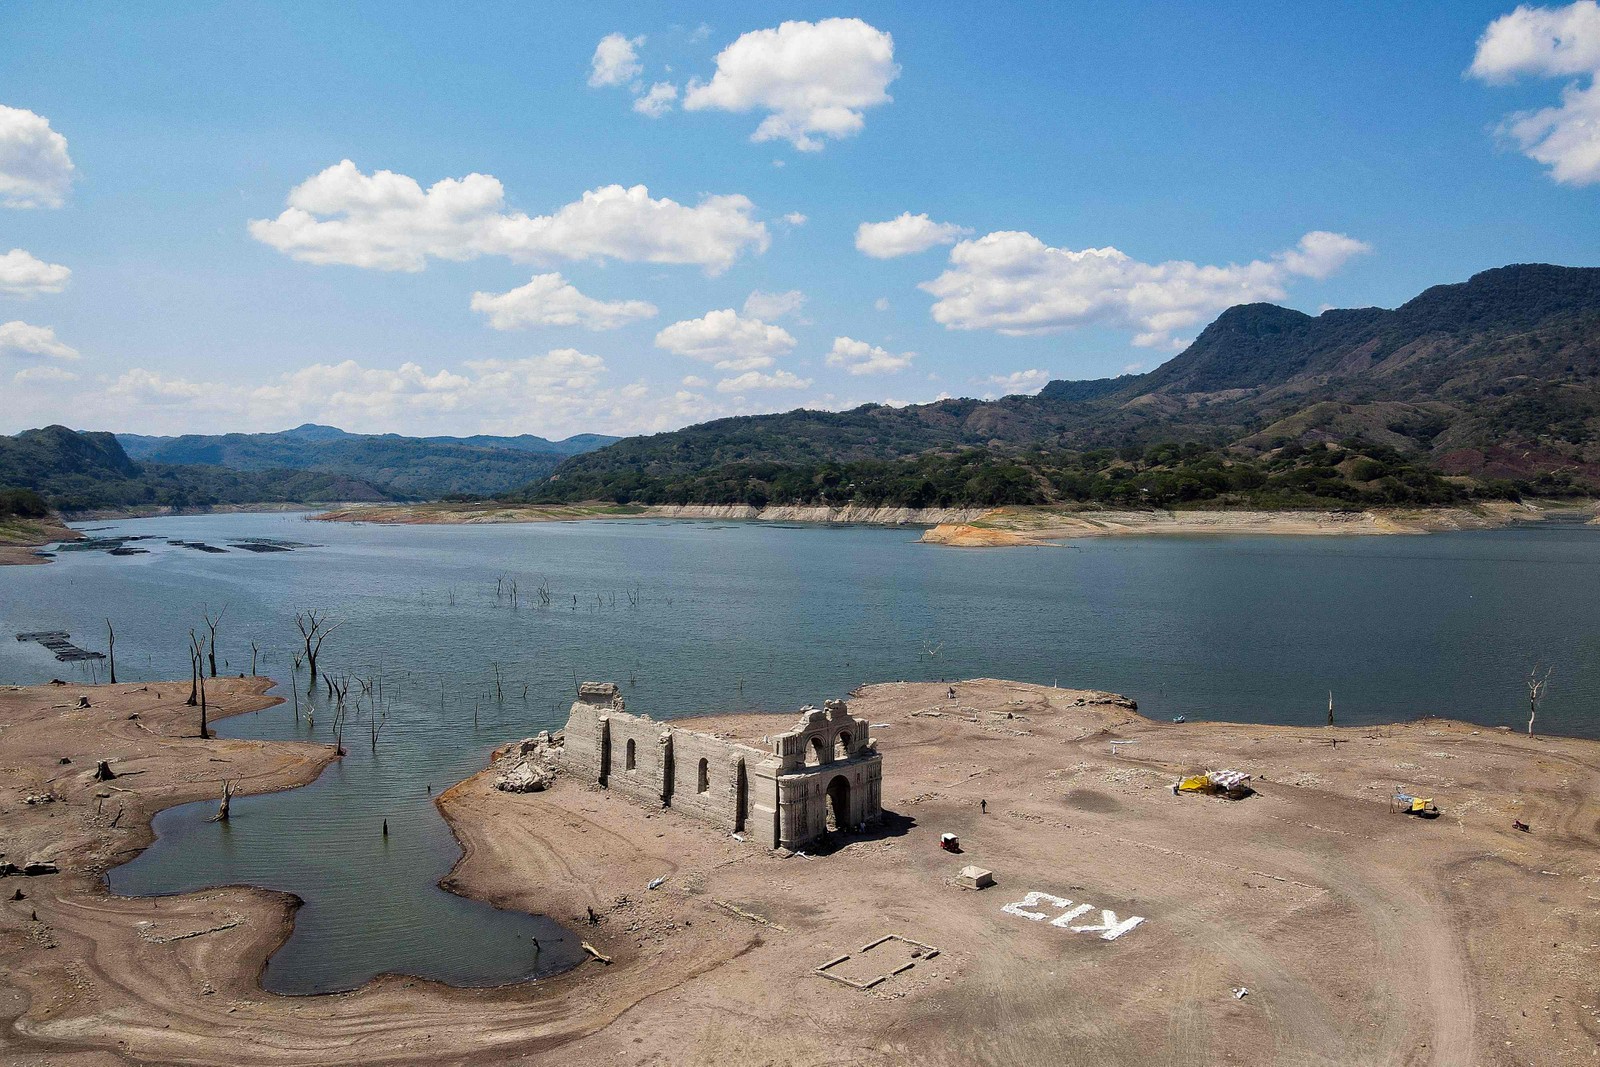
{"left": 117, "top": 423, "right": 618, "bottom": 499}
{"left": 525, "top": 264, "right": 1600, "bottom": 508}
{"left": 0, "top": 426, "right": 396, "bottom": 513}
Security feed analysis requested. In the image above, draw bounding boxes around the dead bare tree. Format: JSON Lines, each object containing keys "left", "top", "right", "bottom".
{"left": 250, "top": 641, "right": 260, "bottom": 676}
{"left": 202, "top": 604, "right": 227, "bottom": 678}
{"left": 105, "top": 618, "right": 116, "bottom": 684}
{"left": 326, "top": 674, "right": 351, "bottom": 732}
{"left": 369, "top": 704, "right": 388, "bottom": 751}
{"left": 294, "top": 609, "right": 340, "bottom": 687}
{"left": 189, "top": 629, "right": 209, "bottom": 739}
{"left": 1527, "top": 664, "right": 1553, "bottom": 735}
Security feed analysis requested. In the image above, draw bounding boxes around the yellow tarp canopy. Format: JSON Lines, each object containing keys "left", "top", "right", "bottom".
{"left": 1177, "top": 775, "right": 1210, "bottom": 792}
{"left": 1410, "top": 797, "right": 1432, "bottom": 812}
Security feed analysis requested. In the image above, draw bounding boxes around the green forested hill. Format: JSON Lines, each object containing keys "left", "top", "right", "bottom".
{"left": 0, "top": 426, "right": 397, "bottom": 513}
{"left": 525, "top": 264, "right": 1600, "bottom": 508}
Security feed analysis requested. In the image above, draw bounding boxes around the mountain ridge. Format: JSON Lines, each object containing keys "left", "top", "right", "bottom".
{"left": 114, "top": 424, "right": 620, "bottom": 498}
{"left": 0, "top": 426, "right": 398, "bottom": 513}
{"left": 524, "top": 263, "right": 1600, "bottom": 506}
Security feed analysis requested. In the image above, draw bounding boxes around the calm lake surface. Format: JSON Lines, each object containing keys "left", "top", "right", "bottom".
{"left": 3, "top": 511, "right": 1598, "bottom": 992}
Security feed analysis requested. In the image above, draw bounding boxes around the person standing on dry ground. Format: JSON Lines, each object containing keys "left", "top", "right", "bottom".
{"left": 981, "top": 799, "right": 987, "bottom": 814}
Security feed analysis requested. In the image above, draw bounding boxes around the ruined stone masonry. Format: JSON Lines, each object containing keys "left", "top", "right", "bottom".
{"left": 557, "top": 682, "right": 883, "bottom": 849}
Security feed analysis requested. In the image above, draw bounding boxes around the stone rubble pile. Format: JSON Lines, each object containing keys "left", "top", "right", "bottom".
{"left": 493, "top": 731, "right": 562, "bottom": 793}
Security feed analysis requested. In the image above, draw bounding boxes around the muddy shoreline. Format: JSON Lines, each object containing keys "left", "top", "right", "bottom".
{"left": 2, "top": 676, "right": 1598, "bottom": 1063}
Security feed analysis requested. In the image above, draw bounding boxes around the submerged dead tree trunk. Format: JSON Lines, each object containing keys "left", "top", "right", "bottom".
{"left": 106, "top": 618, "right": 116, "bottom": 684}
{"left": 210, "top": 779, "right": 234, "bottom": 822}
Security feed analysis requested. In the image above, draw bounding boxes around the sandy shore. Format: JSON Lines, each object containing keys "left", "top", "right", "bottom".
{"left": 0, "top": 515, "right": 82, "bottom": 566}
{"left": 3, "top": 676, "right": 1598, "bottom": 1064}
{"left": 919, "top": 499, "right": 1587, "bottom": 546}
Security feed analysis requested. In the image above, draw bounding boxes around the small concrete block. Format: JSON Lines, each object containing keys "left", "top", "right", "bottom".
{"left": 956, "top": 865, "right": 994, "bottom": 890}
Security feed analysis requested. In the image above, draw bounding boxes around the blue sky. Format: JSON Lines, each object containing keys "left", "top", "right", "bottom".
{"left": 2, "top": 1, "right": 1598, "bottom": 437}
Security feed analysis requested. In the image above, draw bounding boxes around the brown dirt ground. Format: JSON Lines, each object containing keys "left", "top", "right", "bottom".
{"left": 3, "top": 678, "right": 1598, "bottom": 1066}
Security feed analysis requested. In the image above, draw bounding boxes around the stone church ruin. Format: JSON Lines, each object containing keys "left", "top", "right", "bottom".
{"left": 557, "top": 682, "right": 883, "bottom": 849}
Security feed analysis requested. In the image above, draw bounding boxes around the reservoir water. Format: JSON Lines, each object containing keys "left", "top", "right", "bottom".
{"left": 2, "top": 510, "right": 1597, "bottom": 992}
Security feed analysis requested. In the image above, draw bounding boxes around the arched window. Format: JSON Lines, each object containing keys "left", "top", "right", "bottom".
{"left": 697, "top": 757, "right": 710, "bottom": 793}
{"left": 835, "top": 731, "right": 851, "bottom": 759}
{"left": 625, "top": 738, "right": 636, "bottom": 771}
{"left": 809, "top": 736, "right": 827, "bottom": 765}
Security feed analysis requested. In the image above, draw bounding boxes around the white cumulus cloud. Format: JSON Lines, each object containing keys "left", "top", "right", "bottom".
{"left": 0, "top": 320, "right": 79, "bottom": 361}
{"left": 102, "top": 351, "right": 610, "bottom": 437}
{"left": 921, "top": 230, "right": 1370, "bottom": 348}
{"left": 589, "top": 33, "right": 645, "bottom": 88}
{"left": 654, "top": 308, "right": 797, "bottom": 371}
{"left": 0, "top": 105, "right": 74, "bottom": 209}
{"left": 1469, "top": 2, "right": 1600, "bottom": 185}
{"left": 742, "top": 288, "right": 806, "bottom": 320}
{"left": 0, "top": 248, "right": 70, "bottom": 295}
{"left": 715, "top": 368, "right": 811, "bottom": 392}
{"left": 1470, "top": 1, "right": 1600, "bottom": 82}
{"left": 471, "top": 273, "right": 657, "bottom": 331}
{"left": 632, "top": 82, "right": 679, "bottom": 117}
{"left": 13, "top": 364, "right": 77, "bottom": 384}
{"left": 249, "top": 161, "right": 769, "bottom": 275}
{"left": 983, "top": 369, "right": 1051, "bottom": 396}
{"left": 825, "top": 336, "right": 913, "bottom": 376}
{"left": 855, "top": 212, "right": 973, "bottom": 258}
{"left": 683, "top": 19, "right": 899, "bottom": 151}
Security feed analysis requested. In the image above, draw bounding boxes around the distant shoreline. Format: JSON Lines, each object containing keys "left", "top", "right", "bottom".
{"left": 4, "top": 499, "right": 1587, "bottom": 568}
{"left": 307, "top": 498, "right": 1593, "bottom": 543}
{"left": 0, "top": 502, "right": 320, "bottom": 567}
{"left": 308, "top": 501, "right": 993, "bottom": 527}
